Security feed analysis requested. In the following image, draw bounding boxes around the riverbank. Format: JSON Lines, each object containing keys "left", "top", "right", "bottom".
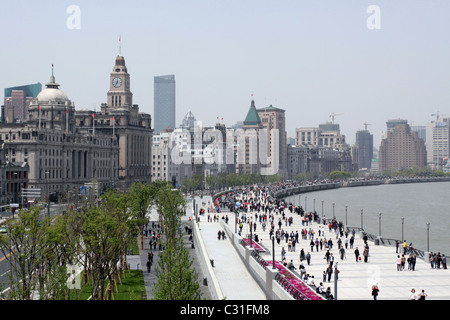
{"left": 273, "top": 176, "right": 450, "bottom": 199}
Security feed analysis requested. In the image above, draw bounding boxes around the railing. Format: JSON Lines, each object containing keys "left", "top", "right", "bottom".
{"left": 362, "top": 232, "right": 426, "bottom": 259}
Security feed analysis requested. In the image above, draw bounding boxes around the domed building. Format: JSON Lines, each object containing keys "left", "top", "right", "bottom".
{"left": 0, "top": 68, "right": 120, "bottom": 203}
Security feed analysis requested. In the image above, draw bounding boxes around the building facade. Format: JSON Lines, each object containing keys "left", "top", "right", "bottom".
{"left": 0, "top": 71, "right": 119, "bottom": 201}
{"left": 82, "top": 55, "right": 153, "bottom": 191}
{"left": 257, "top": 105, "right": 287, "bottom": 176}
{"left": 379, "top": 120, "right": 427, "bottom": 172}
{"left": 0, "top": 54, "right": 152, "bottom": 202}
{"left": 426, "top": 118, "right": 450, "bottom": 170}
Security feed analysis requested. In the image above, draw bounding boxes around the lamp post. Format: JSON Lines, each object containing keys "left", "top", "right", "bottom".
{"left": 345, "top": 206, "right": 348, "bottom": 226}
{"left": 305, "top": 196, "right": 307, "bottom": 211}
{"left": 378, "top": 213, "right": 382, "bottom": 237}
{"left": 250, "top": 218, "right": 253, "bottom": 249}
{"left": 401, "top": 217, "right": 405, "bottom": 242}
{"left": 332, "top": 203, "right": 335, "bottom": 218}
{"left": 271, "top": 235, "right": 275, "bottom": 269}
{"left": 313, "top": 198, "right": 316, "bottom": 212}
{"left": 321, "top": 201, "right": 324, "bottom": 220}
{"left": 45, "top": 171, "right": 50, "bottom": 217}
{"left": 360, "top": 209, "right": 363, "bottom": 230}
{"left": 427, "top": 222, "right": 430, "bottom": 252}
{"left": 334, "top": 262, "right": 339, "bottom": 300}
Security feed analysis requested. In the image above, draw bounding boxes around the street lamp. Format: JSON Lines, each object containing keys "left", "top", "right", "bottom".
{"left": 271, "top": 235, "right": 275, "bottom": 269}
{"left": 334, "top": 262, "right": 339, "bottom": 300}
{"left": 305, "top": 196, "right": 307, "bottom": 211}
{"left": 360, "top": 209, "right": 363, "bottom": 230}
{"left": 427, "top": 222, "right": 430, "bottom": 252}
{"left": 332, "top": 203, "right": 335, "bottom": 218}
{"left": 321, "top": 201, "right": 324, "bottom": 220}
{"left": 45, "top": 171, "right": 50, "bottom": 217}
{"left": 378, "top": 212, "right": 382, "bottom": 237}
{"left": 345, "top": 206, "right": 348, "bottom": 226}
{"left": 401, "top": 217, "right": 405, "bottom": 242}
{"left": 313, "top": 198, "right": 316, "bottom": 212}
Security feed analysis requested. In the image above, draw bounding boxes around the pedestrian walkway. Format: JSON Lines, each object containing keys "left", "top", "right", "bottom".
{"left": 134, "top": 192, "right": 450, "bottom": 300}
{"left": 196, "top": 218, "right": 266, "bottom": 300}
{"left": 222, "top": 199, "right": 450, "bottom": 300}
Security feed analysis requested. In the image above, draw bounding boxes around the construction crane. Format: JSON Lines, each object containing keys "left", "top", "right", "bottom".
{"left": 329, "top": 113, "right": 343, "bottom": 124}
{"left": 363, "top": 122, "right": 372, "bottom": 130}
{"left": 431, "top": 112, "right": 440, "bottom": 122}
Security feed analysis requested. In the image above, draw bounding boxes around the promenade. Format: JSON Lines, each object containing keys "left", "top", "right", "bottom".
{"left": 174, "top": 193, "right": 450, "bottom": 300}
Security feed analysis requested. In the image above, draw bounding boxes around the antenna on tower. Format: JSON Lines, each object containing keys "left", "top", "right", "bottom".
{"left": 119, "top": 35, "right": 122, "bottom": 55}
{"left": 363, "top": 122, "right": 371, "bottom": 130}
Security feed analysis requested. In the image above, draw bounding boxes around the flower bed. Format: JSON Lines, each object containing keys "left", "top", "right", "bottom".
{"left": 242, "top": 238, "right": 266, "bottom": 252}
{"left": 267, "top": 260, "right": 324, "bottom": 300}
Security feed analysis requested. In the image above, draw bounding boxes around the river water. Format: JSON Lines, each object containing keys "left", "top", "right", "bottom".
{"left": 286, "top": 181, "right": 450, "bottom": 255}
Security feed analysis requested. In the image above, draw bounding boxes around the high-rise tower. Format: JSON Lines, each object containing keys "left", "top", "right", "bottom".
{"left": 154, "top": 75, "right": 175, "bottom": 133}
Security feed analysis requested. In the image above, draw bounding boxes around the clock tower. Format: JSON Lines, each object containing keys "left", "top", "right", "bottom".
{"left": 107, "top": 55, "right": 132, "bottom": 109}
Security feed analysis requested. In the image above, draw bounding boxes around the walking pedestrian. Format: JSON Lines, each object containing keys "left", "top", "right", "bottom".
{"left": 306, "top": 252, "right": 311, "bottom": 265}
{"left": 363, "top": 247, "right": 369, "bottom": 263}
{"left": 326, "top": 265, "right": 333, "bottom": 282}
{"left": 339, "top": 247, "right": 345, "bottom": 260}
{"left": 396, "top": 255, "right": 402, "bottom": 271}
{"left": 372, "top": 285, "right": 379, "bottom": 300}
{"left": 354, "top": 247, "right": 360, "bottom": 262}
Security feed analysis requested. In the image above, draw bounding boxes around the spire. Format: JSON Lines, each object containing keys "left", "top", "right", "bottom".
{"left": 46, "top": 64, "right": 60, "bottom": 89}
{"left": 243, "top": 99, "right": 262, "bottom": 126}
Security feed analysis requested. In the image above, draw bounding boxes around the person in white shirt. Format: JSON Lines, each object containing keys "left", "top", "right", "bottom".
{"left": 408, "top": 288, "right": 417, "bottom": 300}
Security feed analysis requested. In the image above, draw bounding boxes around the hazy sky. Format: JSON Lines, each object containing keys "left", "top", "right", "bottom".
{"left": 1, "top": 0, "right": 450, "bottom": 147}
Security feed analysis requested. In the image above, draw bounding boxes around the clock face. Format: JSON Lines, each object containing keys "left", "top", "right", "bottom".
{"left": 112, "top": 77, "right": 122, "bottom": 88}
{"left": 125, "top": 78, "right": 130, "bottom": 89}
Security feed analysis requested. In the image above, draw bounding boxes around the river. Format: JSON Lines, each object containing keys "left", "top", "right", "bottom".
{"left": 286, "top": 181, "right": 450, "bottom": 255}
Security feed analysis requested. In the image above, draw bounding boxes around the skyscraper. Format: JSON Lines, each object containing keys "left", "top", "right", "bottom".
{"left": 379, "top": 120, "right": 427, "bottom": 172}
{"left": 355, "top": 129, "right": 373, "bottom": 170}
{"left": 154, "top": 75, "right": 175, "bottom": 133}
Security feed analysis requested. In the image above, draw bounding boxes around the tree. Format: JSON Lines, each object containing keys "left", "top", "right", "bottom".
{"left": 127, "top": 182, "right": 154, "bottom": 250}
{"left": 152, "top": 186, "right": 202, "bottom": 300}
{"left": 75, "top": 189, "right": 130, "bottom": 300}
{"left": 0, "top": 207, "right": 55, "bottom": 299}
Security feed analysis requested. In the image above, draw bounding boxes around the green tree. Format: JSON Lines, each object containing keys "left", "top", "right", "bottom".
{"left": 0, "top": 207, "right": 53, "bottom": 300}
{"left": 152, "top": 186, "right": 202, "bottom": 300}
{"left": 76, "top": 190, "right": 130, "bottom": 300}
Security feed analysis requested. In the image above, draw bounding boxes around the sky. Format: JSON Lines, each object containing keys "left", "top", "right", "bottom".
{"left": 1, "top": 0, "right": 450, "bottom": 147}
